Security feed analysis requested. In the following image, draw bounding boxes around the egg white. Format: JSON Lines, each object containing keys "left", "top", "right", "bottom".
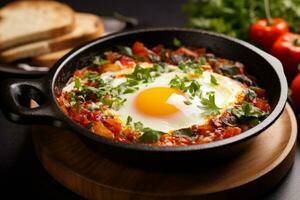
{"left": 105, "top": 65, "right": 246, "bottom": 133}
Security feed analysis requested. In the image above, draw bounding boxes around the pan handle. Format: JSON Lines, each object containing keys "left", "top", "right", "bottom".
{"left": 0, "top": 78, "right": 62, "bottom": 125}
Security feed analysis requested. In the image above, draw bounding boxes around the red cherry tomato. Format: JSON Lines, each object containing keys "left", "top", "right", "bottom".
{"left": 290, "top": 73, "right": 300, "bottom": 111}
{"left": 271, "top": 33, "right": 300, "bottom": 81}
{"left": 250, "top": 18, "right": 289, "bottom": 52}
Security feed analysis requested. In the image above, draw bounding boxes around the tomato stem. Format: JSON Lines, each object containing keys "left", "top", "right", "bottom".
{"left": 264, "top": 0, "right": 272, "bottom": 26}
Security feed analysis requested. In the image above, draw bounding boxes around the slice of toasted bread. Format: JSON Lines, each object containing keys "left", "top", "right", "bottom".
{"left": 0, "top": 1, "right": 75, "bottom": 50}
{"left": 31, "top": 48, "right": 72, "bottom": 67}
{"left": 0, "top": 12, "right": 104, "bottom": 63}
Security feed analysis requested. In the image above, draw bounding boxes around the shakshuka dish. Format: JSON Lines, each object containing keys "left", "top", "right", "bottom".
{"left": 56, "top": 39, "right": 271, "bottom": 146}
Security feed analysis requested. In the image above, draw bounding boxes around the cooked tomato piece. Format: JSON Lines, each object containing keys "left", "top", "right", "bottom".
{"left": 151, "top": 44, "right": 164, "bottom": 55}
{"left": 176, "top": 47, "right": 198, "bottom": 58}
{"left": 105, "top": 51, "right": 121, "bottom": 62}
{"left": 194, "top": 137, "right": 212, "bottom": 144}
{"left": 193, "top": 47, "right": 206, "bottom": 55}
{"left": 119, "top": 56, "right": 135, "bottom": 68}
{"left": 253, "top": 99, "right": 270, "bottom": 112}
{"left": 132, "top": 41, "right": 149, "bottom": 58}
{"left": 92, "top": 121, "right": 114, "bottom": 138}
{"left": 98, "top": 63, "right": 121, "bottom": 73}
{"left": 104, "top": 118, "right": 122, "bottom": 135}
{"left": 223, "top": 127, "right": 241, "bottom": 138}
{"left": 74, "top": 69, "right": 86, "bottom": 78}
{"left": 192, "top": 124, "right": 212, "bottom": 133}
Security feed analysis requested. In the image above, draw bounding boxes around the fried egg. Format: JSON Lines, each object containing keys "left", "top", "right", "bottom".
{"left": 104, "top": 64, "right": 246, "bottom": 133}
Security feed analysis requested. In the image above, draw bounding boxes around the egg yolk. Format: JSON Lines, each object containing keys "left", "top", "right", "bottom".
{"left": 134, "top": 87, "right": 183, "bottom": 117}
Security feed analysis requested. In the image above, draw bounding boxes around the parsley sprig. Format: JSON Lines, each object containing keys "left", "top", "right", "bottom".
{"left": 93, "top": 56, "right": 109, "bottom": 66}
{"left": 199, "top": 91, "right": 221, "bottom": 116}
{"left": 169, "top": 75, "right": 201, "bottom": 97}
{"left": 178, "top": 60, "right": 204, "bottom": 74}
{"left": 231, "top": 102, "right": 267, "bottom": 119}
{"left": 126, "top": 63, "right": 166, "bottom": 83}
{"left": 126, "top": 116, "right": 164, "bottom": 143}
{"left": 210, "top": 75, "right": 219, "bottom": 86}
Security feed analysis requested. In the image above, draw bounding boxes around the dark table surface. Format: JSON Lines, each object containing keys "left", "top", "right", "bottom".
{"left": 0, "top": 0, "right": 299, "bottom": 199}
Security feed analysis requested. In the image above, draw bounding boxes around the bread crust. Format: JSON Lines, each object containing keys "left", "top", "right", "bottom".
{"left": 0, "top": 0, "right": 75, "bottom": 50}
{"left": 0, "top": 13, "right": 104, "bottom": 63}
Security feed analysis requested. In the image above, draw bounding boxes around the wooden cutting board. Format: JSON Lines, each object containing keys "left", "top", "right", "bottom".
{"left": 32, "top": 103, "right": 297, "bottom": 200}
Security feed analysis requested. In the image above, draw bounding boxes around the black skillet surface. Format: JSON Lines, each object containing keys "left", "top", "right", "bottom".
{"left": 0, "top": 28, "right": 288, "bottom": 167}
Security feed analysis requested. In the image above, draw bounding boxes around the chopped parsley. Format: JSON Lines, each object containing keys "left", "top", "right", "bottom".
{"left": 173, "top": 37, "right": 182, "bottom": 47}
{"left": 74, "top": 77, "right": 81, "bottom": 89}
{"left": 84, "top": 72, "right": 105, "bottom": 85}
{"left": 194, "top": 67, "right": 203, "bottom": 76}
{"left": 126, "top": 64, "right": 164, "bottom": 83}
{"left": 133, "top": 121, "right": 144, "bottom": 131}
{"left": 169, "top": 75, "right": 201, "bottom": 97}
{"left": 127, "top": 119, "right": 164, "bottom": 143}
{"left": 117, "top": 45, "right": 133, "bottom": 57}
{"left": 93, "top": 56, "right": 109, "bottom": 66}
{"left": 198, "top": 56, "right": 206, "bottom": 65}
{"left": 199, "top": 91, "right": 221, "bottom": 116}
{"left": 139, "top": 130, "right": 162, "bottom": 143}
{"left": 231, "top": 102, "right": 267, "bottom": 119}
{"left": 126, "top": 116, "right": 132, "bottom": 125}
{"left": 102, "top": 97, "right": 126, "bottom": 110}
{"left": 210, "top": 75, "right": 219, "bottom": 86}
{"left": 178, "top": 60, "right": 203, "bottom": 73}
{"left": 245, "top": 87, "right": 257, "bottom": 101}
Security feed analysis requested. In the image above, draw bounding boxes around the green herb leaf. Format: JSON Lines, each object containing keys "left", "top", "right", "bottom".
{"left": 126, "top": 64, "right": 154, "bottom": 83}
{"left": 178, "top": 62, "right": 187, "bottom": 72}
{"left": 126, "top": 116, "right": 132, "bottom": 125}
{"left": 194, "top": 67, "right": 203, "bottom": 76}
{"left": 74, "top": 77, "right": 81, "bottom": 89}
{"left": 184, "top": 99, "right": 192, "bottom": 105}
{"left": 134, "top": 121, "right": 144, "bottom": 131}
{"left": 111, "top": 97, "right": 127, "bottom": 110}
{"left": 210, "top": 75, "right": 219, "bottom": 86}
{"left": 84, "top": 72, "right": 104, "bottom": 85}
{"left": 231, "top": 102, "right": 267, "bottom": 119}
{"left": 200, "top": 91, "right": 221, "bottom": 116}
{"left": 182, "top": 0, "right": 300, "bottom": 40}
{"left": 199, "top": 56, "right": 206, "bottom": 65}
{"left": 139, "top": 129, "right": 163, "bottom": 143}
{"left": 93, "top": 56, "right": 109, "bottom": 66}
{"left": 169, "top": 75, "right": 201, "bottom": 97}
{"left": 123, "top": 87, "right": 138, "bottom": 94}
{"left": 245, "top": 88, "right": 257, "bottom": 101}
{"left": 117, "top": 45, "right": 133, "bottom": 57}
{"left": 173, "top": 37, "right": 182, "bottom": 47}
{"left": 188, "top": 80, "right": 201, "bottom": 96}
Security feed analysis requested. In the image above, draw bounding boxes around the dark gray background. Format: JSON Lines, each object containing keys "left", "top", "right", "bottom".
{"left": 0, "top": 0, "right": 299, "bottom": 199}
